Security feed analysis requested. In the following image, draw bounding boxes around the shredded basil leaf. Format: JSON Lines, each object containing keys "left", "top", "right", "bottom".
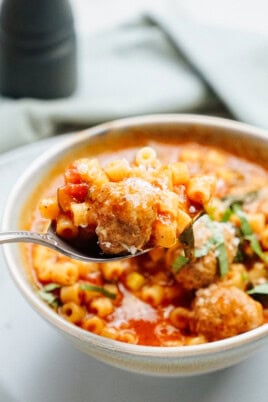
{"left": 194, "top": 238, "right": 215, "bottom": 258}
{"left": 178, "top": 212, "right": 205, "bottom": 260}
{"left": 232, "top": 203, "right": 252, "bottom": 236}
{"left": 42, "top": 283, "right": 61, "bottom": 292}
{"left": 204, "top": 202, "right": 217, "bottom": 220}
{"left": 175, "top": 215, "right": 230, "bottom": 277}
{"left": 222, "top": 191, "right": 259, "bottom": 209}
{"left": 221, "top": 208, "right": 233, "bottom": 222}
{"left": 38, "top": 291, "right": 58, "bottom": 306}
{"left": 80, "top": 284, "right": 116, "bottom": 299}
{"left": 172, "top": 255, "right": 189, "bottom": 274}
{"left": 204, "top": 215, "right": 230, "bottom": 276}
{"left": 215, "top": 242, "right": 229, "bottom": 276}
{"left": 221, "top": 201, "right": 268, "bottom": 264}
{"left": 248, "top": 283, "right": 268, "bottom": 295}
{"left": 245, "top": 234, "right": 268, "bottom": 264}
{"left": 231, "top": 204, "right": 268, "bottom": 264}
{"left": 241, "top": 271, "right": 248, "bottom": 283}
{"left": 233, "top": 244, "right": 245, "bottom": 263}
{"left": 179, "top": 224, "right": 195, "bottom": 260}
{"left": 37, "top": 283, "right": 61, "bottom": 308}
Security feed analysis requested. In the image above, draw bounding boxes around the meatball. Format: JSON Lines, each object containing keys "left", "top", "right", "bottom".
{"left": 175, "top": 216, "right": 238, "bottom": 290}
{"left": 94, "top": 178, "right": 157, "bottom": 254}
{"left": 191, "top": 284, "right": 263, "bottom": 341}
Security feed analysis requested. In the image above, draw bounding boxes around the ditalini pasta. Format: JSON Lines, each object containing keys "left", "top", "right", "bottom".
{"left": 40, "top": 146, "right": 214, "bottom": 255}
{"left": 23, "top": 140, "right": 268, "bottom": 346}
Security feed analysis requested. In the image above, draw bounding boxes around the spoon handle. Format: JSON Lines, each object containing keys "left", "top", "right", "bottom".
{"left": 0, "top": 231, "right": 59, "bottom": 248}
{"left": 0, "top": 230, "right": 151, "bottom": 262}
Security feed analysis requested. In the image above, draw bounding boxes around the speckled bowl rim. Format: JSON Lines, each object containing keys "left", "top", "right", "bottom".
{"left": 2, "top": 113, "right": 268, "bottom": 361}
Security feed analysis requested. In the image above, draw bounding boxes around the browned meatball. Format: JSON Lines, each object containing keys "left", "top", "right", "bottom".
{"left": 175, "top": 216, "right": 238, "bottom": 290}
{"left": 191, "top": 284, "right": 263, "bottom": 341}
{"left": 94, "top": 178, "right": 157, "bottom": 254}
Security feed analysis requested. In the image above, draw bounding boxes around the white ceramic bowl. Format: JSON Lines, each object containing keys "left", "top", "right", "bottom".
{"left": 2, "top": 114, "right": 268, "bottom": 377}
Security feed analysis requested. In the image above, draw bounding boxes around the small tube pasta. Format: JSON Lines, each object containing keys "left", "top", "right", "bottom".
{"left": 35, "top": 261, "right": 53, "bottom": 282}
{"left": 135, "top": 147, "right": 159, "bottom": 168}
{"left": 33, "top": 245, "right": 56, "bottom": 282}
{"left": 74, "top": 158, "right": 109, "bottom": 186}
{"left": 170, "top": 162, "right": 190, "bottom": 185}
{"left": 185, "top": 336, "right": 207, "bottom": 346}
{"left": 50, "top": 261, "right": 79, "bottom": 286}
{"left": 169, "top": 307, "right": 193, "bottom": 330}
{"left": 125, "top": 272, "right": 145, "bottom": 291}
{"left": 140, "top": 285, "right": 164, "bottom": 306}
{"left": 176, "top": 209, "right": 192, "bottom": 234}
{"left": 117, "top": 330, "right": 137, "bottom": 344}
{"left": 39, "top": 197, "right": 60, "bottom": 220}
{"left": 104, "top": 158, "right": 131, "bottom": 181}
{"left": 90, "top": 297, "right": 114, "bottom": 317}
{"left": 152, "top": 221, "right": 177, "bottom": 248}
{"left": 157, "top": 191, "right": 179, "bottom": 218}
{"left": 101, "top": 261, "right": 124, "bottom": 281}
{"left": 101, "top": 327, "right": 118, "bottom": 340}
{"left": 56, "top": 214, "right": 78, "bottom": 239}
{"left": 246, "top": 213, "right": 265, "bottom": 234}
{"left": 60, "top": 283, "right": 82, "bottom": 305}
{"left": 187, "top": 175, "right": 215, "bottom": 204}
{"left": 82, "top": 316, "right": 105, "bottom": 334}
{"left": 59, "top": 302, "right": 86, "bottom": 324}
{"left": 70, "top": 202, "right": 96, "bottom": 227}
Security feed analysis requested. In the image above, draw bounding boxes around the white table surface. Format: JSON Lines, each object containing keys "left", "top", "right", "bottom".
{"left": 70, "top": 0, "right": 268, "bottom": 36}
{"left": 0, "top": 136, "right": 268, "bottom": 402}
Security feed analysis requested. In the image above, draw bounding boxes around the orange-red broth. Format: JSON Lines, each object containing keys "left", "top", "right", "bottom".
{"left": 22, "top": 140, "right": 268, "bottom": 346}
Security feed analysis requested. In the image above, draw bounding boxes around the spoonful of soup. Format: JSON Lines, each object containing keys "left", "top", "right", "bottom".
{"left": 0, "top": 211, "right": 205, "bottom": 262}
{"left": 0, "top": 147, "right": 215, "bottom": 262}
{"left": 0, "top": 222, "right": 152, "bottom": 262}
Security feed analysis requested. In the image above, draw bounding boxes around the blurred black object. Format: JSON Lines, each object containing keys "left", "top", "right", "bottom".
{"left": 0, "top": 0, "right": 77, "bottom": 99}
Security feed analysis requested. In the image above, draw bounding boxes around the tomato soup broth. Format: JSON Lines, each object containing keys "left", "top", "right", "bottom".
{"left": 22, "top": 134, "right": 268, "bottom": 346}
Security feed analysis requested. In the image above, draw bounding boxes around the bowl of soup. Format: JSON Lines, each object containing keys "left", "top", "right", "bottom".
{"left": 2, "top": 114, "right": 268, "bottom": 376}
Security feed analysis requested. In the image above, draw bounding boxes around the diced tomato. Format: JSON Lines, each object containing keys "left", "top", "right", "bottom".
{"left": 85, "top": 272, "right": 103, "bottom": 286}
{"left": 57, "top": 183, "right": 89, "bottom": 212}
{"left": 64, "top": 166, "right": 83, "bottom": 184}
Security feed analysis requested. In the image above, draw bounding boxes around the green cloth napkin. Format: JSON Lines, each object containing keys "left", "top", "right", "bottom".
{"left": 0, "top": 10, "right": 267, "bottom": 153}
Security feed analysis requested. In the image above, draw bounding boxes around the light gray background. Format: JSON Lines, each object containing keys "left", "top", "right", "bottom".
{"left": 0, "top": 137, "right": 268, "bottom": 402}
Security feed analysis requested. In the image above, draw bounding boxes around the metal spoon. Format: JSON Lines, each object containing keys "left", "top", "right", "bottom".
{"left": 0, "top": 212, "right": 203, "bottom": 263}
{"left": 0, "top": 223, "right": 151, "bottom": 262}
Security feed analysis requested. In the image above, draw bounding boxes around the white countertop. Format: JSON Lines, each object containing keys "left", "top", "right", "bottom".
{"left": 0, "top": 136, "right": 268, "bottom": 402}
{"left": 70, "top": 0, "right": 268, "bottom": 36}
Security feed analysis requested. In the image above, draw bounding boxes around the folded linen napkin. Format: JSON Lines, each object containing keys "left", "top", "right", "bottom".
{"left": 0, "top": 6, "right": 267, "bottom": 153}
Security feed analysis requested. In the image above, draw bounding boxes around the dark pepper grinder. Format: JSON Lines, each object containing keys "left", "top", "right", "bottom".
{"left": 0, "top": 0, "right": 77, "bottom": 99}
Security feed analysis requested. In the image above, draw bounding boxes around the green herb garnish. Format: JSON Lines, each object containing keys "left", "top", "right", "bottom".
{"left": 215, "top": 242, "right": 229, "bottom": 276}
{"left": 222, "top": 191, "right": 259, "bottom": 209}
{"left": 42, "top": 283, "right": 61, "bottom": 292}
{"left": 232, "top": 204, "right": 252, "bottom": 236}
{"left": 172, "top": 255, "right": 190, "bottom": 274}
{"left": 245, "top": 234, "right": 268, "bottom": 264}
{"left": 231, "top": 204, "right": 268, "bottom": 264}
{"left": 194, "top": 238, "right": 215, "bottom": 258}
{"left": 221, "top": 197, "right": 268, "bottom": 265}
{"left": 174, "top": 215, "right": 229, "bottom": 276}
{"left": 221, "top": 208, "right": 233, "bottom": 222}
{"left": 37, "top": 283, "right": 61, "bottom": 308}
{"left": 80, "top": 284, "right": 116, "bottom": 299}
{"left": 248, "top": 282, "right": 268, "bottom": 295}
{"left": 179, "top": 224, "right": 195, "bottom": 260}
{"left": 205, "top": 215, "right": 230, "bottom": 276}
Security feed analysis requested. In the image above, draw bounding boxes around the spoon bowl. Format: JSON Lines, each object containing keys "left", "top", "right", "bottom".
{"left": 0, "top": 222, "right": 151, "bottom": 262}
